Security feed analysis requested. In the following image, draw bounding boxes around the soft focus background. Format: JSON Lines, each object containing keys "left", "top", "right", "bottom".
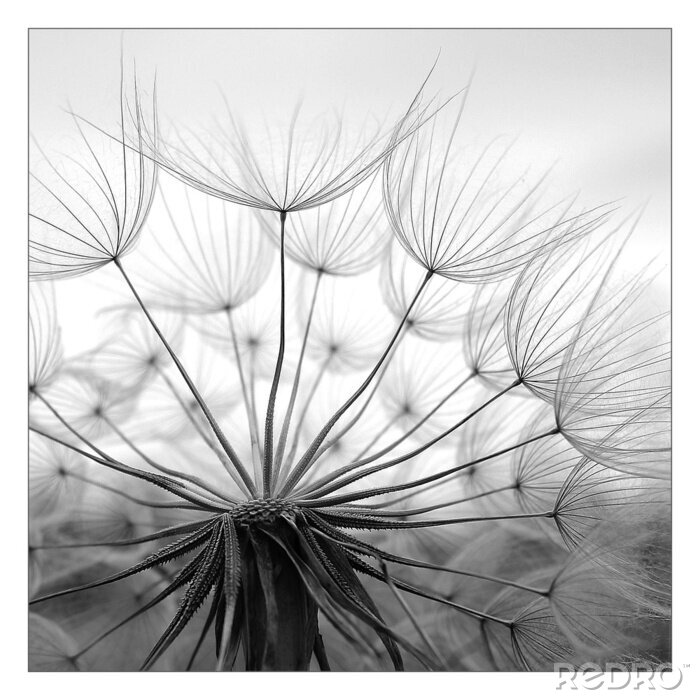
{"left": 29, "top": 28, "right": 670, "bottom": 355}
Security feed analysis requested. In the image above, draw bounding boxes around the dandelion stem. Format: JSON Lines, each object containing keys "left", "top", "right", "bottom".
{"left": 313, "top": 633, "right": 331, "bottom": 671}
{"left": 341, "top": 470, "right": 467, "bottom": 510}
{"left": 33, "top": 518, "right": 214, "bottom": 549}
{"left": 320, "top": 509, "right": 553, "bottom": 530}
{"left": 337, "top": 538, "right": 512, "bottom": 626}
{"left": 248, "top": 362, "right": 263, "bottom": 468}
{"left": 31, "top": 388, "right": 115, "bottom": 462}
{"left": 72, "top": 577, "right": 170, "bottom": 659}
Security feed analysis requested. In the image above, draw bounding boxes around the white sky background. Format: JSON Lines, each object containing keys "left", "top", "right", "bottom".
{"left": 29, "top": 28, "right": 670, "bottom": 354}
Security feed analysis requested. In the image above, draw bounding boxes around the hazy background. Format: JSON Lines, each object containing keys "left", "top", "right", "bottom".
{"left": 29, "top": 29, "right": 670, "bottom": 354}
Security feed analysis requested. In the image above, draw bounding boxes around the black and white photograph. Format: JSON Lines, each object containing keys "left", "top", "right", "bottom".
{"left": 13, "top": 12, "right": 692, "bottom": 691}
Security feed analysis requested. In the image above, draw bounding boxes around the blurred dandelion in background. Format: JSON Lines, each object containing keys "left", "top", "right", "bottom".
{"left": 28, "top": 29, "right": 670, "bottom": 672}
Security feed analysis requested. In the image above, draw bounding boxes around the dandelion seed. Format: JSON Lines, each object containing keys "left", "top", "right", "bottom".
{"left": 30, "top": 69, "right": 157, "bottom": 280}
{"left": 29, "top": 280, "right": 63, "bottom": 395}
{"left": 383, "top": 92, "right": 605, "bottom": 284}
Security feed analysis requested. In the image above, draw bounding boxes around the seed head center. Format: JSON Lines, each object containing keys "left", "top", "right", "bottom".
{"left": 229, "top": 498, "right": 299, "bottom": 525}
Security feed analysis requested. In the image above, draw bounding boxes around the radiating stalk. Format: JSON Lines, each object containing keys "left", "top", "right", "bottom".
{"left": 225, "top": 308, "right": 262, "bottom": 477}
{"left": 154, "top": 367, "right": 250, "bottom": 497}
{"left": 69, "top": 471, "right": 207, "bottom": 511}
{"left": 248, "top": 363, "right": 263, "bottom": 469}
{"left": 281, "top": 270, "right": 433, "bottom": 495}
{"left": 101, "top": 413, "right": 235, "bottom": 506}
{"left": 262, "top": 210, "right": 288, "bottom": 497}
{"left": 299, "top": 371, "right": 475, "bottom": 497}
{"left": 275, "top": 356, "right": 331, "bottom": 488}
{"left": 29, "top": 423, "right": 223, "bottom": 512}
{"left": 295, "top": 379, "right": 522, "bottom": 500}
{"left": 114, "top": 258, "right": 257, "bottom": 497}
{"left": 342, "top": 484, "right": 517, "bottom": 518}
{"left": 271, "top": 269, "right": 323, "bottom": 492}
{"left": 298, "top": 428, "right": 559, "bottom": 508}
{"left": 351, "top": 416, "right": 399, "bottom": 462}
{"left": 353, "top": 372, "right": 475, "bottom": 467}
{"left": 296, "top": 337, "right": 405, "bottom": 480}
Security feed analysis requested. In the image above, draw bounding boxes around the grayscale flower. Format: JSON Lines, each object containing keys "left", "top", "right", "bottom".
{"left": 29, "top": 37, "right": 671, "bottom": 675}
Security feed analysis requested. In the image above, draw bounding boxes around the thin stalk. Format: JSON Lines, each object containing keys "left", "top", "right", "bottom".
{"left": 31, "top": 389, "right": 115, "bottom": 464}
{"left": 357, "top": 372, "right": 474, "bottom": 466}
{"left": 72, "top": 569, "right": 193, "bottom": 662}
{"left": 154, "top": 367, "right": 249, "bottom": 497}
{"left": 248, "top": 362, "right": 263, "bottom": 474}
{"left": 377, "top": 557, "right": 448, "bottom": 669}
{"left": 297, "top": 379, "right": 520, "bottom": 501}
{"left": 262, "top": 210, "right": 288, "bottom": 497}
{"left": 316, "top": 529, "right": 513, "bottom": 627}
{"left": 69, "top": 471, "right": 208, "bottom": 511}
{"left": 114, "top": 258, "right": 256, "bottom": 497}
{"left": 313, "top": 522, "right": 549, "bottom": 596}
{"left": 30, "top": 425, "right": 225, "bottom": 511}
{"left": 352, "top": 416, "right": 399, "bottom": 462}
{"left": 101, "top": 414, "right": 234, "bottom": 506}
{"left": 281, "top": 270, "right": 433, "bottom": 496}
{"left": 271, "top": 268, "right": 323, "bottom": 490}
{"left": 275, "top": 356, "right": 331, "bottom": 488}
{"left": 319, "top": 509, "right": 554, "bottom": 530}
{"left": 347, "top": 470, "right": 466, "bottom": 510}
{"left": 295, "top": 336, "right": 405, "bottom": 482}
{"left": 225, "top": 308, "right": 262, "bottom": 477}
{"left": 341, "top": 483, "right": 516, "bottom": 518}
{"left": 32, "top": 518, "right": 214, "bottom": 550}
{"left": 297, "top": 371, "right": 474, "bottom": 497}
{"left": 297, "top": 428, "right": 559, "bottom": 508}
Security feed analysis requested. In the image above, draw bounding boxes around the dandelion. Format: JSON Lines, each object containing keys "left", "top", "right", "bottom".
{"left": 29, "top": 49, "right": 670, "bottom": 673}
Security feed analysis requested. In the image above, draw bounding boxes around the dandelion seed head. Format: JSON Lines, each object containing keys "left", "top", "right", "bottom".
{"left": 28, "top": 49, "right": 670, "bottom": 672}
